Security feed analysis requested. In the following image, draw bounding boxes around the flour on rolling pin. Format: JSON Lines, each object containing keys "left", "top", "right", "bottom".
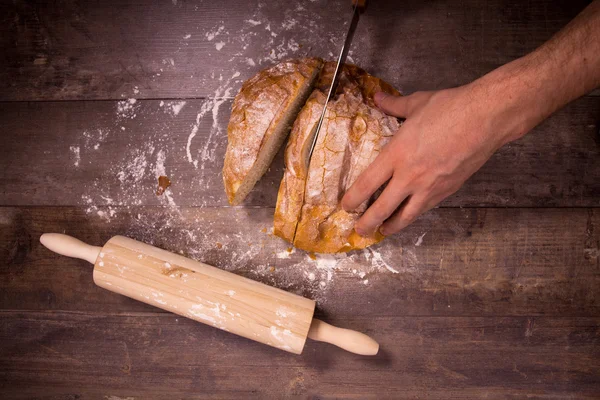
{"left": 40, "top": 233, "right": 379, "bottom": 356}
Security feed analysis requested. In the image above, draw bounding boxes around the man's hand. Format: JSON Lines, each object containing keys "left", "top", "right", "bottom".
{"left": 343, "top": 0, "right": 600, "bottom": 237}
{"left": 342, "top": 85, "right": 510, "bottom": 236}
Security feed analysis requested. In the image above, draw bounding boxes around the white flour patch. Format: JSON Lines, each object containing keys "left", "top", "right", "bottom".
{"left": 82, "top": 129, "right": 109, "bottom": 151}
{"left": 116, "top": 98, "right": 138, "bottom": 119}
{"left": 161, "top": 101, "right": 186, "bottom": 116}
{"left": 171, "top": 101, "right": 186, "bottom": 115}
{"left": 117, "top": 151, "right": 148, "bottom": 183}
{"left": 183, "top": 33, "right": 191, "bottom": 39}
{"left": 206, "top": 25, "right": 225, "bottom": 41}
{"left": 246, "top": 19, "right": 262, "bottom": 26}
{"left": 69, "top": 146, "right": 80, "bottom": 167}
{"left": 370, "top": 249, "right": 399, "bottom": 273}
{"left": 415, "top": 232, "right": 427, "bottom": 246}
{"left": 186, "top": 101, "right": 212, "bottom": 169}
{"left": 281, "top": 18, "right": 297, "bottom": 30}
{"left": 215, "top": 41, "right": 226, "bottom": 51}
{"left": 186, "top": 72, "right": 239, "bottom": 174}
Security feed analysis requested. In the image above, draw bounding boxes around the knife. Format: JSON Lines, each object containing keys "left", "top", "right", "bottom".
{"left": 306, "top": 0, "right": 367, "bottom": 162}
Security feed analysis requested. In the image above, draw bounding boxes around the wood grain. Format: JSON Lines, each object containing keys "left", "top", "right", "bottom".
{"left": 1, "top": 311, "right": 598, "bottom": 399}
{"left": 2, "top": 206, "right": 599, "bottom": 317}
{"left": 1, "top": 96, "right": 598, "bottom": 208}
{"left": 2, "top": 0, "right": 600, "bottom": 397}
{"left": 0, "top": 0, "right": 592, "bottom": 101}
{"left": 90, "top": 235, "right": 317, "bottom": 354}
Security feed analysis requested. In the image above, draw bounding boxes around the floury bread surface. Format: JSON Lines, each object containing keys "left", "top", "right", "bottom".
{"left": 223, "top": 58, "right": 401, "bottom": 253}
{"left": 223, "top": 58, "right": 323, "bottom": 205}
{"left": 274, "top": 62, "right": 401, "bottom": 253}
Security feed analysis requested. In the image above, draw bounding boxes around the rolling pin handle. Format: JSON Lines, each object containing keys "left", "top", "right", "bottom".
{"left": 307, "top": 318, "right": 379, "bottom": 356}
{"left": 40, "top": 233, "right": 102, "bottom": 265}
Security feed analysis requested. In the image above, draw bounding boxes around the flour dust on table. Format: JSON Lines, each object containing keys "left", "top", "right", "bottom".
{"left": 62, "top": 0, "right": 407, "bottom": 305}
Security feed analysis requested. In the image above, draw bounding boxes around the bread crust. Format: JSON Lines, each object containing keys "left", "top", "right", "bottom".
{"left": 223, "top": 58, "right": 323, "bottom": 205}
{"left": 224, "top": 58, "right": 401, "bottom": 253}
{"left": 274, "top": 62, "right": 401, "bottom": 253}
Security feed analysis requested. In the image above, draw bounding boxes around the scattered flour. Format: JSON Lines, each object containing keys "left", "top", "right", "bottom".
{"left": 370, "top": 249, "right": 399, "bottom": 274}
{"left": 116, "top": 98, "right": 138, "bottom": 119}
{"left": 415, "top": 232, "right": 427, "bottom": 246}
{"left": 281, "top": 18, "right": 297, "bottom": 30}
{"left": 69, "top": 146, "right": 80, "bottom": 167}
{"left": 206, "top": 25, "right": 225, "bottom": 41}
{"left": 161, "top": 100, "right": 186, "bottom": 116}
{"left": 72, "top": 3, "right": 393, "bottom": 307}
{"left": 186, "top": 72, "right": 239, "bottom": 172}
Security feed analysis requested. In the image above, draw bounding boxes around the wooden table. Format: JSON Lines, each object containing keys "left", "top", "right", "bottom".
{"left": 1, "top": 0, "right": 599, "bottom": 398}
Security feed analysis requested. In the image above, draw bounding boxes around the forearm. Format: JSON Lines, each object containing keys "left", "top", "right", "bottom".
{"left": 475, "top": 0, "right": 600, "bottom": 145}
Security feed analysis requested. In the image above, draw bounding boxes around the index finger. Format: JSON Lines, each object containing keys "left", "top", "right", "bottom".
{"left": 341, "top": 151, "right": 393, "bottom": 212}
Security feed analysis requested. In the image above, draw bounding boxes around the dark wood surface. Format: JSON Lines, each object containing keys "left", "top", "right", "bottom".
{"left": 1, "top": 0, "right": 600, "bottom": 398}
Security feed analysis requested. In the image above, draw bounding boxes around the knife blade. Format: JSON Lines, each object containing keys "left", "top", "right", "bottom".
{"left": 291, "top": 1, "right": 366, "bottom": 243}
{"left": 306, "top": 0, "right": 366, "bottom": 163}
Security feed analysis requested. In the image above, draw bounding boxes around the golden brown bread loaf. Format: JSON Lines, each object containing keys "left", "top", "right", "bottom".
{"left": 223, "top": 58, "right": 400, "bottom": 253}
{"left": 223, "top": 58, "right": 323, "bottom": 205}
{"left": 274, "top": 62, "right": 401, "bottom": 253}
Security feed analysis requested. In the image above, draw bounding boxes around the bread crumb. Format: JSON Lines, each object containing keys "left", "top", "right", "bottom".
{"left": 156, "top": 175, "right": 171, "bottom": 196}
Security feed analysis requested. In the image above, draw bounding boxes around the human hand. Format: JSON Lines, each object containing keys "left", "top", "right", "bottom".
{"left": 342, "top": 84, "right": 516, "bottom": 236}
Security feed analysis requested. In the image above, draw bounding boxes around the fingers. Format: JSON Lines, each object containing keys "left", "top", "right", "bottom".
{"left": 373, "top": 91, "right": 431, "bottom": 118}
{"left": 341, "top": 152, "right": 394, "bottom": 212}
{"left": 379, "top": 195, "right": 426, "bottom": 236}
{"left": 354, "top": 178, "right": 409, "bottom": 236}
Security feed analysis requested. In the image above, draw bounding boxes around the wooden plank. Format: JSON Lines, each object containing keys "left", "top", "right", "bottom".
{"left": 2, "top": 206, "right": 599, "bottom": 317}
{"left": 0, "top": 0, "right": 591, "bottom": 101}
{"left": 1, "top": 311, "right": 598, "bottom": 399}
{"left": 1, "top": 96, "right": 599, "bottom": 208}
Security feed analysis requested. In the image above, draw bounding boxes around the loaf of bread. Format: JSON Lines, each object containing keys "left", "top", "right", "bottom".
{"left": 223, "top": 58, "right": 401, "bottom": 253}
{"left": 223, "top": 58, "right": 323, "bottom": 205}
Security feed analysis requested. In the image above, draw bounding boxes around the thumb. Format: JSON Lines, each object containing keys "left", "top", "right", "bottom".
{"left": 373, "top": 91, "right": 428, "bottom": 118}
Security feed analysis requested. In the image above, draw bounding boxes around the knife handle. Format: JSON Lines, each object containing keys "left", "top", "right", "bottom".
{"left": 352, "top": 0, "right": 367, "bottom": 12}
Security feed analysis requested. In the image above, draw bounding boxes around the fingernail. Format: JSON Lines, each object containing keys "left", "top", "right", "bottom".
{"left": 373, "top": 92, "right": 386, "bottom": 105}
{"left": 355, "top": 227, "right": 367, "bottom": 237}
{"left": 379, "top": 227, "right": 387, "bottom": 236}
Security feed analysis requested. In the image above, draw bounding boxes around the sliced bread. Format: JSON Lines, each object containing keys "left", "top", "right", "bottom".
{"left": 223, "top": 58, "right": 323, "bottom": 205}
{"left": 274, "top": 63, "right": 401, "bottom": 253}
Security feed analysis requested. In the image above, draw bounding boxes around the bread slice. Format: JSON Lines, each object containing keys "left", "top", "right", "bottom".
{"left": 223, "top": 58, "right": 323, "bottom": 205}
{"left": 274, "top": 63, "right": 401, "bottom": 253}
{"left": 273, "top": 90, "right": 325, "bottom": 242}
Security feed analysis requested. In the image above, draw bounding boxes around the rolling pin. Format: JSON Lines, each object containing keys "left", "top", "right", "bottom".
{"left": 40, "top": 234, "right": 378, "bottom": 356}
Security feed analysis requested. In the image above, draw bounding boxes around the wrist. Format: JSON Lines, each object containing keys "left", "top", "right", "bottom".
{"left": 468, "top": 55, "right": 554, "bottom": 146}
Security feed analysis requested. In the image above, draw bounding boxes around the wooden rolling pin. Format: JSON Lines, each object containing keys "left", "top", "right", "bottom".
{"left": 40, "top": 234, "right": 378, "bottom": 356}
